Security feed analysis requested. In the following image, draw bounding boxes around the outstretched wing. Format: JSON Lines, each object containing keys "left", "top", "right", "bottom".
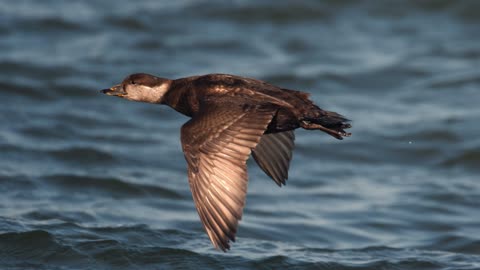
{"left": 252, "top": 131, "right": 295, "bottom": 186}
{"left": 180, "top": 102, "right": 275, "bottom": 251}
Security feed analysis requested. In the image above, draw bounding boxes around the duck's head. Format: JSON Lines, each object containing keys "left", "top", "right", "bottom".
{"left": 101, "top": 73, "right": 172, "bottom": 103}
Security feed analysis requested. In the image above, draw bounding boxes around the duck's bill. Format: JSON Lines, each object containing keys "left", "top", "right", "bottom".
{"left": 100, "top": 84, "right": 126, "bottom": 96}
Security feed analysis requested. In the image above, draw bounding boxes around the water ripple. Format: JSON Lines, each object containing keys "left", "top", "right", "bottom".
{"left": 441, "top": 147, "right": 480, "bottom": 171}
{"left": 2, "top": 0, "right": 480, "bottom": 269}
{"left": 47, "top": 147, "right": 115, "bottom": 165}
{"left": 43, "top": 174, "right": 182, "bottom": 199}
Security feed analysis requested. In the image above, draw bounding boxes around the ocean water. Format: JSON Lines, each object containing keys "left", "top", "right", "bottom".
{"left": 1, "top": 0, "right": 480, "bottom": 269}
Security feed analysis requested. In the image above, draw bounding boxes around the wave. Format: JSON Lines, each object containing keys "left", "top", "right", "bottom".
{"left": 0, "top": 78, "right": 53, "bottom": 101}
{"left": 0, "top": 60, "right": 77, "bottom": 80}
{"left": 103, "top": 16, "right": 150, "bottom": 31}
{"left": 47, "top": 147, "right": 115, "bottom": 164}
{"left": 1, "top": 221, "right": 479, "bottom": 270}
{"left": 22, "top": 210, "right": 96, "bottom": 223}
{"left": 43, "top": 174, "right": 182, "bottom": 199}
{"left": 0, "top": 230, "right": 86, "bottom": 268}
{"left": 427, "top": 72, "right": 480, "bottom": 89}
{"left": 420, "top": 234, "right": 480, "bottom": 255}
{"left": 441, "top": 147, "right": 480, "bottom": 171}
{"left": 17, "top": 17, "right": 88, "bottom": 32}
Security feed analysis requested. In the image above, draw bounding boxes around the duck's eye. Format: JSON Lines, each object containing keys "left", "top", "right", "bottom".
{"left": 131, "top": 80, "right": 136, "bottom": 85}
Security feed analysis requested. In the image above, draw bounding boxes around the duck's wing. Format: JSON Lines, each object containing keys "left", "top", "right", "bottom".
{"left": 180, "top": 102, "right": 275, "bottom": 251}
{"left": 252, "top": 131, "right": 295, "bottom": 186}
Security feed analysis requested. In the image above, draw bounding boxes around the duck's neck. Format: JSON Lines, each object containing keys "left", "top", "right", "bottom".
{"left": 161, "top": 79, "right": 199, "bottom": 117}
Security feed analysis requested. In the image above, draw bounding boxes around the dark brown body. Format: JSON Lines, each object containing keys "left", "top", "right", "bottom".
{"left": 101, "top": 72, "right": 351, "bottom": 251}
{"left": 162, "top": 74, "right": 348, "bottom": 136}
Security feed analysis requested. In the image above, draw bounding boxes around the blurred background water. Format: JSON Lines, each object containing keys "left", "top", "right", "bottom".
{"left": 1, "top": 0, "right": 480, "bottom": 269}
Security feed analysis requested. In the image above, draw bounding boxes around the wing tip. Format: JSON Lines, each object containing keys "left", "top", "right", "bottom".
{"left": 212, "top": 237, "right": 233, "bottom": 252}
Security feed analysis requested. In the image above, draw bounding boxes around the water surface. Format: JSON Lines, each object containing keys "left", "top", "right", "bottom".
{"left": 1, "top": 1, "right": 479, "bottom": 269}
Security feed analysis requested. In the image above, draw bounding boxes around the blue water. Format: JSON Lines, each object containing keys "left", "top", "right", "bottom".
{"left": 1, "top": 1, "right": 480, "bottom": 269}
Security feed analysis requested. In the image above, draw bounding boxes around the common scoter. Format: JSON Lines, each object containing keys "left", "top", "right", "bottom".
{"left": 101, "top": 73, "right": 351, "bottom": 251}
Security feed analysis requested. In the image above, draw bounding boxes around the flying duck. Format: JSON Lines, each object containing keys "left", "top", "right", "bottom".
{"left": 101, "top": 73, "right": 351, "bottom": 251}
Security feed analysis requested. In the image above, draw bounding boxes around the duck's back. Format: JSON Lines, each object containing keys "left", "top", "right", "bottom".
{"left": 164, "top": 74, "right": 330, "bottom": 133}
{"left": 192, "top": 74, "right": 316, "bottom": 110}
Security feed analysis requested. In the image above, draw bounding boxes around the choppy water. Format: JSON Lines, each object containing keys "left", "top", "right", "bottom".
{"left": 1, "top": 0, "right": 480, "bottom": 269}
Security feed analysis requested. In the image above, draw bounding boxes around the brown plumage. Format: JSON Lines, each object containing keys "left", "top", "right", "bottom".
{"left": 101, "top": 73, "right": 351, "bottom": 251}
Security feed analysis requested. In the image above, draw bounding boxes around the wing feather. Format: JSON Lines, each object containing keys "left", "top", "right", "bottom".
{"left": 252, "top": 131, "right": 295, "bottom": 186}
{"left": 181, "top": 102, "right": 274, "bottom": 251}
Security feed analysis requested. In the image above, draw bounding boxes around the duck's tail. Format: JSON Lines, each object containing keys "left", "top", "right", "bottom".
{"left": 301, "top": 110, "right": 351, "bottom": 140}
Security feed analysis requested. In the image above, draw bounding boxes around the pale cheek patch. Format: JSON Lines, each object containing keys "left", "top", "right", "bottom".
{"left": 152, "top": 84, "right": 169, "bottom": 101}
{"left": 125, "top": 84, "right": 170, "bottom": 103}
